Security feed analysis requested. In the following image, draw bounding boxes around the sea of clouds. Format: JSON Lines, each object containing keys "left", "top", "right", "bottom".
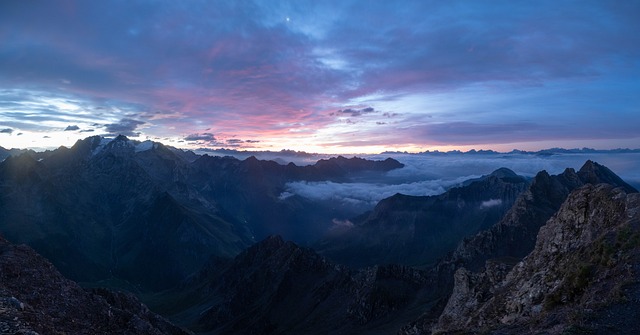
{"left": 276, "top": 152, "right": 640, "bottom": 209}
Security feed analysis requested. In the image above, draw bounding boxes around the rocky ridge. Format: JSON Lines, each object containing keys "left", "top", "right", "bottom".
{"left": 0, "top": 235, "right": 190, "bottom": 335}
{"left": 443, "top": 160, "right": 637, "bottom": 272}
{"left": 434, "top": 183, "right": 640, "bottom": 334}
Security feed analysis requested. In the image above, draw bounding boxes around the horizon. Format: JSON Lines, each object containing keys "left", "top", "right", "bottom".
{"left": 2, "top": 134, "right": 640, "bottom": 158}
{"left": 1, "top": 1, "right": 639, "bottom": 153}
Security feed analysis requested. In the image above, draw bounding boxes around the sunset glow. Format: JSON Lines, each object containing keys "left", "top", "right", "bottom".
{"left": 1, "top": 1, "right": 639, "bottom": 153}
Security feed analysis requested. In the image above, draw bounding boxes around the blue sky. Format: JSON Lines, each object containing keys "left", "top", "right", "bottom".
{"left": 1, "top": 0, "right": 638, "bottom": 153}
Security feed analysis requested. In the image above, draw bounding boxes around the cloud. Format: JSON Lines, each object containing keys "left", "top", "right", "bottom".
{"left": 64, "top": 125, "right": 80, "bottom": 131}
{"left": 184, "top": 133, "right": 216, "bottom": 141}
{"left": 0, "top": 128, "right": 13, "bottom": 134}
{"left": 480, "top": 199, "right": 502, "bottom": 209}
{"left": 104, "top": 118, "right": 145, "bottom": 137}
{"left": 334, "top": 107, "right": 378, "bottom": 117}
{"left": 331, "top": 218, "right": 354, "bottom": 229}
{"left": 281, "top": 175, "right": 477, "bottom": 207}
{"left": 280, "top": 152, "right": 640, "bottom": 215}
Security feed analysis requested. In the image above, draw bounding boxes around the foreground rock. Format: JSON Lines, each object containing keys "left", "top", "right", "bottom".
{"left": 435, "top": 184, "right": 640, "bottom": 334}
{"left": 0, "top": 235, "right": 190, "bottom": 335}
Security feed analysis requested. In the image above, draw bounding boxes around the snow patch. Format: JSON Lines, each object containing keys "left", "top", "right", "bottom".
{"left": 91, "top": 137, "right": 113, "bottom": 156}
{"left": 135, "top": 140, "right": 154, "bottom": 152}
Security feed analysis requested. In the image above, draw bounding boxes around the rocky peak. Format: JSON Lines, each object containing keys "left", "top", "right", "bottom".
{"left": 488, "top": 167, "right": 523, "bottom": 181}
{"left": 435, "top": 184, "right": 640, "bottom": 333}
{"left": 578, "top": 160, "right": 637, "bottom": 193}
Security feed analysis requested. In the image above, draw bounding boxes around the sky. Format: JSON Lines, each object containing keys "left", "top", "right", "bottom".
{"left": 1, "top": 0, "right": 639, "bottom": 153}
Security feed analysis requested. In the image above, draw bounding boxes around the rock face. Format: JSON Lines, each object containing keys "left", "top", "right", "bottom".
{"left": 435, "top": 184, "right": 640, "bottom": 334}
{"left": 316, "top": 168, "right": 530, "bottom": 267}
{"left": 445, "top": 160, "right": 637, "bottom": 272}
{"left": 0, "top": 235, "right": 190, "bottom": 335}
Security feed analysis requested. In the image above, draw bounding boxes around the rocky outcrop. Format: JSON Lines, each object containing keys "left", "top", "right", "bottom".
{"left": 435, "top": 184, "right": 640, "bottom": 334}
{"left": 0, "top": 235, "right": 190, "bottom": 335}
{"left": 445, "top": 160, "right": 637, "bottom": 272}
{"left": 316, "top": 168, "right": 530, "bottom": 267}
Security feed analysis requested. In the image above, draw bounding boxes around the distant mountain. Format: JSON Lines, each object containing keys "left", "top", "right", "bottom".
{"left": 0, "top": 235, "right": 190, "bottom": 334}
{"left": 315, "top": 168, "right": 530, "bottom": 267}
{"left": 0, "top": 135, "right": 403, "bottom": 291}
{"left": 383, "top": 147, "right": 640, "bottom": 156}
{"left": 434, "top": 183, "right": 640, "bottom": 334}
{"left": 185, "top": 153, "right": 403, "bottom": 242}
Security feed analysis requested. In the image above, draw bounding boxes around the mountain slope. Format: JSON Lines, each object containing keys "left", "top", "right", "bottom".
{"left": 0, "top": 235, "right": 191, "bottom": 334}
{"left": 435, "top": 183, "right": 640, "bottom": 334}
{"left": 153, "top": 235, "right": 440, "bottom": 335}
{"left": 188, "top": 154, "right": 404, "bottom": 242}
{"left": 0, "top": 136, "right": 254, "bottom": 291}
{"left": 315, "top": 168, "right": 530, "bottom": 267}
{"left": 445, "top": 160, "right": 638, "bottom": 272}
{"left": 0, "top": 135, "right": 404, "bottom": 291}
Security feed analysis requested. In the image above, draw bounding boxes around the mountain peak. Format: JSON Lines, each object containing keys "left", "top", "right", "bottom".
{"left": 578, "top": 160, "right": 637, "bottom": 193}
{"left": 114, "top": 134, "right": 130, "bottom": 142}
{"left": 487, "top": 167, "right": 526, "bottom": 183}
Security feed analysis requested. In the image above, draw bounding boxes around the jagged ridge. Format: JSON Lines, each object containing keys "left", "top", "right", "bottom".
{"left": 435, "top": 183, "right": 640, "bottom": 334}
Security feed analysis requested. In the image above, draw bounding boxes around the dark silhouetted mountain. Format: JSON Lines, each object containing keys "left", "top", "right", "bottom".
{"left": 315, "top": 168, "right": 530, "bottom": 267}
{"left": 153, "top": 235, "right": 442, "bottom": 334}
{"left": 0, "top": 136, "right": 253, "bottom": 291}
{"left": 434, "top": 184, "right": 640, "bottom": 334}
{"left": 0, "top": 235, "right": 191, "bottom": 334}
{"left": 0, "top": 135, "right": 403, "bottom": 292}
{"left": 187, "top": 153, "right": 403, "bottom": 242}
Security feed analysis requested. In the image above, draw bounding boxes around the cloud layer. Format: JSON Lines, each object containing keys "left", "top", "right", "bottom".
{"left": 279, "top": 151, "right": 640, "bottom": 212}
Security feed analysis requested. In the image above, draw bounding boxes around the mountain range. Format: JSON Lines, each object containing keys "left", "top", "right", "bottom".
{"left": 0, "top": 135, "right": 403, "bottom": 291}
{"left": 0, "top": 135, "right": 638, "bottom": 334}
